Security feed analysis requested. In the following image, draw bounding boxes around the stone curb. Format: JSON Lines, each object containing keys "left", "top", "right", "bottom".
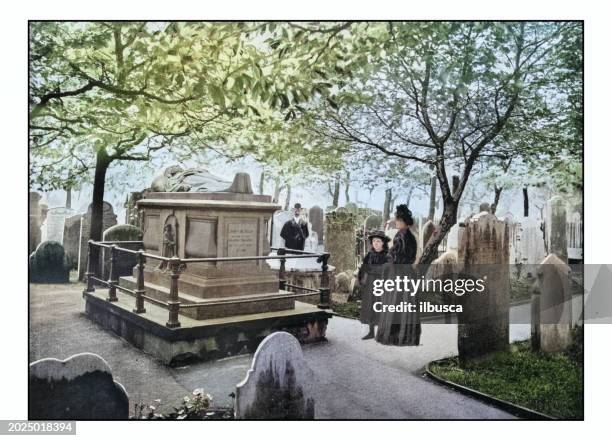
{"left": 424, "top": 360, "right": 556, "bottom": 420}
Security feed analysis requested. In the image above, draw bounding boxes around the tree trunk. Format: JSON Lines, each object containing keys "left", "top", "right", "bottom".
{"left": 284, "top": 184, "right": 292, "bottom": 211}
{"left": 523, "top": 187, "right": 529, "bottom": 217}
{"left": 65, "top": 187, "right": 72, "bottom": 209}
{"left": 382, "top": 188, "right": 392, "bottom": 225}
{"left": 428, "top": 174, "right": 437, "bottom": 221}
{"left": 344, "top": 172, "right": 350, "bottom": 204}
{"left": 406, "top": 186, "right": 414, "bottom": 206}
{"left": 332, "top": 176, "right": 340, "bottom": 207}
{"left": 490, "top": 185, "right": 503, "bottom": 215}
{"left": 419, "top": 202, "right": 458, "bottom": 264}
{"left": 88, "top": 149, "right": 111, "bottom": 275}
{"left": 273, "top": 177, "right": 282, "bottom": 204}
{"left": 258, "top": 169, "right": 265, "bottom": 195}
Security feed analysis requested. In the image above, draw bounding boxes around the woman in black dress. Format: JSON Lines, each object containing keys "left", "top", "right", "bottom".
{"left": 376, "top": 204, "right": 421, "bottom": 346}
{"left": 358, "top": 230, "right": 391, "bottom": 339}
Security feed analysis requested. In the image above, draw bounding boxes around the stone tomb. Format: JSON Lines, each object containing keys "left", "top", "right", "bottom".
{"left": 118, "top": 191, "right": 292, "bottom": 320}
{"left": 84, "top": 173, "right": 331, "bottom": 365}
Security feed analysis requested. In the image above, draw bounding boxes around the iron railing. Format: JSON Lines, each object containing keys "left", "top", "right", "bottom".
{"left": 83, "top": 241, "right": 331, "bottom": 329}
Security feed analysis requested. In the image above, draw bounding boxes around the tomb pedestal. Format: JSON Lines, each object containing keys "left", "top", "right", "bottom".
{"left": 85, "top": 188, "right": 332, "bottom": 364}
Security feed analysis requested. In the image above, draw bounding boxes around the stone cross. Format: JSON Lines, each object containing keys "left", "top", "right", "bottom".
{"left": 235, "top": 332, "right": 315, "bottom": 419}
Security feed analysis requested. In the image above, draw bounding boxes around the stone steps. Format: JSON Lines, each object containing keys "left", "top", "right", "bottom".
{"left": 119, "top": 276, "right": 295, "bottom": 320}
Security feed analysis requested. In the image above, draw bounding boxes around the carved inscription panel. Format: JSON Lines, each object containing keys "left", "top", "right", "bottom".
{"left": 227, "top": 220, "right": 258, "bottom": 257}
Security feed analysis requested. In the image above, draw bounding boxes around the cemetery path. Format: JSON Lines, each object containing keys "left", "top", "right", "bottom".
{"left": 30, "top": 283, "right": 516, "bottom": 419}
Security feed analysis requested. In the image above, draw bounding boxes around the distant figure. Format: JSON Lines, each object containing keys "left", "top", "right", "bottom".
{"left": 280, "top": 203, "right": 309, "bottom": 251}
{"left": 358, "top": 230, "right": 391, "bottom": 340}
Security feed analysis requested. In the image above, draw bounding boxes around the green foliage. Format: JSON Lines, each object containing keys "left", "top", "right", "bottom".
{"left": 429, "top": 340, "right": 583, "bottom": 419}
{"left": 332, "top": 301, "right": 361, "bottom": 318}
{"left": 29, "top": 22, "right": 358, "bottom": 192}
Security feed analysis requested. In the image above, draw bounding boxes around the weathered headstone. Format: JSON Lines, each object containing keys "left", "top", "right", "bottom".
{"left": 29, "top": 241, "right": 70, "bottom": 283}
{"left": 63, "top": 214, "right": 83, "bottom": 269}
{"left": 545, "top": 196, "right": 568, "bottom": 263}
{"left": 235, "top": 332, "right": 315, "bottom": 419}
{"left": 335, "top": 271, "right": 352, "bottom": 293}
{"left": 29, "top": 192, "right": 42, "bottom": 254}
{"left": 364, "top": 214, "right": 382, "bottom": 231}
{"left": 531, "top": 254, "right": 573, "bottom": 352}
{"left": 422, "top": 220, "right": 436, "bottom": 248}
{"left": 324, "top": 210, "right": 356, "bottom": 274}
{"left": 518, "top": 217, "right": 547, "bottom": 266}
{"left": 77, "top": 202, "right": 118, "bottom": 280}
{"left": 567, "top": 211, "right": 583, "bottom": 261}
{"left": 308, "top": 206, "right": 324, "bottom": 245}
{"left": 29, "top": 353, "right": 129, "bottom": 420}
{"left": 479, "top": 202, "right": 491, "bottom": 213}
{"left": 124, "top": 190, "right": 147, "bottom": 227}
{"left": 42, "top": 207, "right": 76, "bottom": 243}
{"left": 101, "top": 224, "right": 143, "bottom": 279}
{"left": 458, "top": 212, "right": 510, "bottom": 362}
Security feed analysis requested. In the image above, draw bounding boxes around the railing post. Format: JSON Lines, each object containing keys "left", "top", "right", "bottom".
{"left": 317, "top": 252, "right": 331, "bottom": 309}
{"left": 106, "top": 245, "right": 118, "bottom": 302}
{"left": 84, "top": 240, "right": 95, "bottom": 294}
{"left": 278, "top": 247, "right": 287, "bottom": 291}
{"left": 166, "top": 257, "right": 181, "bottom": 328}
{"left": 133, "top": 250, "right": 146, "bottom": 314}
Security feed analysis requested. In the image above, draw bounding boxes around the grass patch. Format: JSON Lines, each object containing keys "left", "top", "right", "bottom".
{"left": 332, "top": 301, "right": 360, "bottom": 319}
{"left": 429, "top": 340, "right": 583, "bottom": 419}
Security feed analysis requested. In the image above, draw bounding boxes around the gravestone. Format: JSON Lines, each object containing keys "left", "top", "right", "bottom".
{"left": 324, "top": 210, "right": 356, "bottom": 274}
{"left": 308, "top": 206, "right": 324, "bottom": 245}
{"left": 42, "top": 207, "right": 76, "bottom": 243}
{"left": 29, "top": 241, "right": 70, "bottom": 283}
{"left": 458, "top": 212, "right": 510, "bottom": 362}
{"left": 422, "top": 220, "right": 436, "bottom": 248}
{"left": 29, "top": 353, "right": 129, "bottom": 420}
{"left": 531, "top": 254, "right": 573, "bottom": 352}
{"left": 567, "top": 211, "right": 583, "bottom": 261}
{"left": 63, "top": 214, "right": 83, "bottom": 269}
{"left": 519, "top": 217, "right": 547, "bottom": 266}
{"left": 335, "top": 271, "right": 351, "bottom": 293}
{"left": 29, "top": 192, "right": 42, "bottom": 254}
{"left": 235, "top": 332, "right": 315, "bottom": 419}
{"left": 545, "top": 196, "right": 568, "bottom": 263}
{"left": 77, "top": 202, "right": 118, "bottom": 280}
{"left": 364, "top": 214, "right": 382, "bottom": 231}
{"left": 101, "top": 224, "right": 143, "bottom": 279}
{"left": 124, "top": 190, "right": 147, "bottom": 227}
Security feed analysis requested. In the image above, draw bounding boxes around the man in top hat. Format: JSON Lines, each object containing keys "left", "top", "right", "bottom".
{"left": 280, "top": 203, "right": 309, "bottom": 251}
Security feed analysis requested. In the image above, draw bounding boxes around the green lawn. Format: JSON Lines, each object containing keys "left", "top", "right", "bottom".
{"left": 331, "top": 301, "right": 360, "bottom": 318}
{"left": 429, "top": 340, "right": 583, "bottom": 419}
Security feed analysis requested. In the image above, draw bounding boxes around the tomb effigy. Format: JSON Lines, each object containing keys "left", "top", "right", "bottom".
{"left": 83, "top": 168, "right": 331, "bottom": 365}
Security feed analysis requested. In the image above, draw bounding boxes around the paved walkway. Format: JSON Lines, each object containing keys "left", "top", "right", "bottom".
{"left": 29, "top": 283, "right": 515, "bottom": 419}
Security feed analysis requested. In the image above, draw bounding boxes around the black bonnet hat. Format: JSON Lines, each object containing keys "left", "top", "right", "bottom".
{"left": 394, "top": 204, "right": 414, "bottom": 226}
{"left": 368, "top": 229, "right": 391, "bottom": 243}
